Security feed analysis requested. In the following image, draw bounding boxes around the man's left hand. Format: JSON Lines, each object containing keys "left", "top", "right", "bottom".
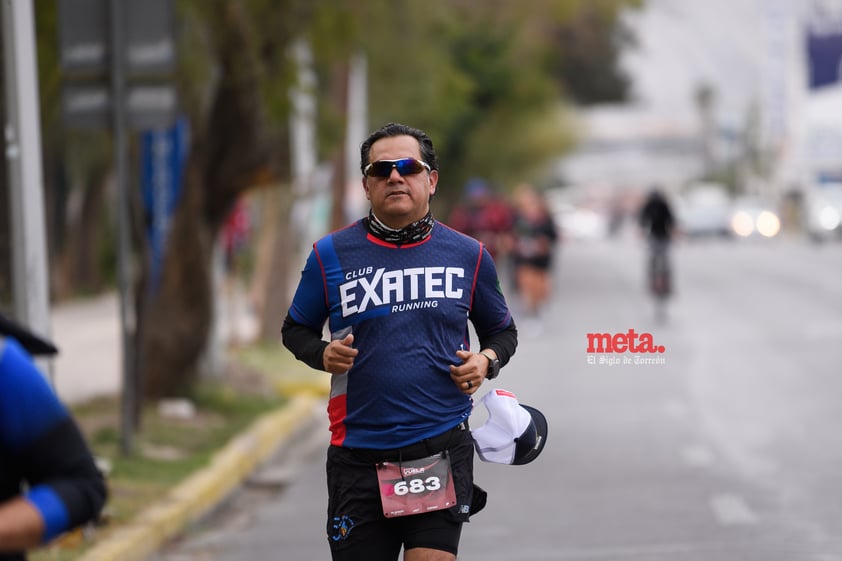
{"left": 449, "top": 350, "right": 487, "bottom": 395}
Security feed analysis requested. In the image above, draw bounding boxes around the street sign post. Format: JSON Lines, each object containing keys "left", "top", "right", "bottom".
{"left": 58, "top": 0, "right": 179, "bottom": 455}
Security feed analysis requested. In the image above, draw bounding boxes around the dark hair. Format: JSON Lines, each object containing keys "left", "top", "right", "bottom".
{"left": 359, "top": 123, "right": 438, "bottom": 175}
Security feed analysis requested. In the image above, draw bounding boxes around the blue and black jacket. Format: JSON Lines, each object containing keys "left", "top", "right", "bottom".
{"left": 0, "top": 337, "right": 107, "bottom": 560}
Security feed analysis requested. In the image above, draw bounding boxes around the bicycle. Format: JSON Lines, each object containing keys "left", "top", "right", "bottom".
{"left": 647, "top": 238, "right": 671, "bottom": 323}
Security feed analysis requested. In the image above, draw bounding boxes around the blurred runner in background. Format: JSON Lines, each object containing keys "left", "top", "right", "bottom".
{"left": 447, "top": 178, "right": 514, "bottom": 261}
{"left": 510, "top": 184, "right": 559, "bottom": 324}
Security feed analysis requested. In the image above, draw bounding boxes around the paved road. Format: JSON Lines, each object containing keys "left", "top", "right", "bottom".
{"left": 151, "top": 236, "right": 842, "bottom": 561}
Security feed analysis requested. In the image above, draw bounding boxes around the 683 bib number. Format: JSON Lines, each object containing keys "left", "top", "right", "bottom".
{"left": 393, "top": 476, "right": 442, "bottom": 496}
{"left": 377, "top": 452, "right": 456, "bottom": 518}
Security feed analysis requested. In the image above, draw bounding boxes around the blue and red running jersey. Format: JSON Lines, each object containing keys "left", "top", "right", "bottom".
{"left": 288, "top": 220, "right": 514, "bottom": 449}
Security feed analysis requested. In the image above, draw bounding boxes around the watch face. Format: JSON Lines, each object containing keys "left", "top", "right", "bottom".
{"left": 488, "top": 359, "right": 500, "bottom": 379}
{"left": 480, "top": 351, "right": 500, "bottom": 379}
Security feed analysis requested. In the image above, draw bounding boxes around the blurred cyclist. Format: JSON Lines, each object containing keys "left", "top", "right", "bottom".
{"left": 638, "top": 188, "right": 675, "bottom": 243}
{"left": 638, "top": 188, "right": 676, "bottom": 309}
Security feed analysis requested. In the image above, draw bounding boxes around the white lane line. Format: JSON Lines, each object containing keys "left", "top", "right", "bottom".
{"left": 709, "top": 493, "right": 758, "bottom": 525}
{"left": 681, "top": 444, "right": 714, "bottom": 468}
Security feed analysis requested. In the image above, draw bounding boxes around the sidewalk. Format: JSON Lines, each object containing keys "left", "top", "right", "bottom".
{"left": 51, "top": 292, "right": 122, "bottom": 404}
{"left": 50, "top": 285, "right": 260, "bottom": 405}
{"left": 46, "top": 288, "right": 329, "bottom": 561}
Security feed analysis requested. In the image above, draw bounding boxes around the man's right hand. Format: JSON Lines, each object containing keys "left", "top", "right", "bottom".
{"left": 323, "top": 334, "right": 358, "bottom": 374}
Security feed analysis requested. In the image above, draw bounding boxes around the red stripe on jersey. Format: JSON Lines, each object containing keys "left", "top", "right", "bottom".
{"left": 328, "top": 393, "right": 348, "bottom": 446}
{"left": 468, "top": 242, "right": 484, "bottom": 310}
{"left": 365, "top": 232, "right": 431, "bottom": 249}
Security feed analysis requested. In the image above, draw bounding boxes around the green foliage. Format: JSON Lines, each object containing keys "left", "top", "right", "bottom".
{"left": 36, "top": 0, "right": 639, "bottom": 295}
{"left": 344, "top": 1, "right": 590, "bottom": 200}
{"left": 211, "top": 0, "right": 638, "bottom": 199}
{"left": 33, "top": 0, "right": 640, "bottom": 397}
{"left": 175, "top": 0, "right": 301, "bottom": 142}
{"left": 544, "top": 0, "right": 641, "bottom": 104}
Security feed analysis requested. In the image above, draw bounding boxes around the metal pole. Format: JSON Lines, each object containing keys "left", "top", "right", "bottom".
{"left": 110, "top": 0, "right": 135, "bottom": 456}
{"left": 1, "top": 0, "right": 53, "bottom": 376}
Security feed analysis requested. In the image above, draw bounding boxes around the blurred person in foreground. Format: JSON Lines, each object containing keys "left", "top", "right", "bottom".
{"left": 509, "top": 183, "right": 559, "bottom": 322}
{"left": 447, "top": 177, "right": 514, "bottom": 261}
{"left": 0, "top": 315, "right": 107, "bottom": 561}
{"left": 282, "top": 122, "right": 518, "bottom": 561}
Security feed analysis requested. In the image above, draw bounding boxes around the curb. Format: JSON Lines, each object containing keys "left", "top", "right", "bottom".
{"left": 75, "top": 388, "right": 327, "bottom": 561}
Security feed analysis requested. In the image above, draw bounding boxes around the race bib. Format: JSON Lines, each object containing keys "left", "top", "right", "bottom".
{"left": 377, "top": 452, "right": 457, "bottom": 518}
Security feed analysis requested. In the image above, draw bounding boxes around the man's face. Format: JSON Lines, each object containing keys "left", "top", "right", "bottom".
{"left": 362, "top": 135, "right": 438, "bottom": 229}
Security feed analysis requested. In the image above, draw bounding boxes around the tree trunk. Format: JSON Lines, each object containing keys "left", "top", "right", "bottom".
{"left": 140, "top": 158, "right": 214, "bottom": 398}
{"left": 140, "top": 0, "right": 276, "bottom": 399}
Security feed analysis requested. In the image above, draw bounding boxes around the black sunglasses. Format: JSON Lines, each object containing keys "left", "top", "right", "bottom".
{"left": 364, "top": 158, "right": 431, "bottom": 178}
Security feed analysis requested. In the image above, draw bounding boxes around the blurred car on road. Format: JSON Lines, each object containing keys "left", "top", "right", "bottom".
{"left": 553, "top": 203, "right": 609, "bottom": 241}
{"left": 676, "top": 183, "right": 733, "bottom": 238}
{"left": 730, "top": 197, "right": 782, "bottom": 238}
{"left": 804, "top": 182, "right": 842, "bottom": 243}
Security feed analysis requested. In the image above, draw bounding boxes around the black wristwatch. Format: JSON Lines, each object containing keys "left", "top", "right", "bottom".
{"left": 480, "top": 351, "right": 501, "bottom": 380}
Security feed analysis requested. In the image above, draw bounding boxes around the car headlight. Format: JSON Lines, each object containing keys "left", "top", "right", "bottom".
{"left": 731, "top": 211, "right": 754, "bottom": 237}
{"left": 756, "top": 211, "right": 780, "bottom": 237}
{"left": 819, "top": 206, "right": 841, "bottom": 231}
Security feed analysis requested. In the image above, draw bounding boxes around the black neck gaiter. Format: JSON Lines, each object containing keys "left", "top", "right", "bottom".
{"left": 364, "top": 210, "right": 435, "bottom": 245}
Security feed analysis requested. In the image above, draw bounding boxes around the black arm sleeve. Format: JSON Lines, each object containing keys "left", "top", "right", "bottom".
{"left": 477, "top": 319, "right": 518, "bottom": 370}
{"left": 283, "top": 313, "right": 517, "bottom": 373}
{"left": 24, "top": 419, "right": 108, "bottom": 533}
{"left": 281, "top": 313, "right": 329, "bottom": 372}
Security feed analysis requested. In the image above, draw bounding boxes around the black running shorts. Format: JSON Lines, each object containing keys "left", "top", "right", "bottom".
{"left": 325, "top": 424, "right": 476, "bottom": 560}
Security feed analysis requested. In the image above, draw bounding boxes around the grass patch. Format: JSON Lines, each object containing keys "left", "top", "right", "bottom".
{"left": 30, "top": 345, "right": 317, "bottom": 561}
{"left": 234, "top": 340, "right": 328, "bottom": 396}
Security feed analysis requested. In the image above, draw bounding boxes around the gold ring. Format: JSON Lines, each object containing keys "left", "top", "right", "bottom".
{"left": 466, "top": 380, "right": 473, "bottom": 389}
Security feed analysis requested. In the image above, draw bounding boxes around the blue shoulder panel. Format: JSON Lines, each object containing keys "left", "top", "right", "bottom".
{"left": 0, "top": 338, "right": 68, "bottom": 451}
